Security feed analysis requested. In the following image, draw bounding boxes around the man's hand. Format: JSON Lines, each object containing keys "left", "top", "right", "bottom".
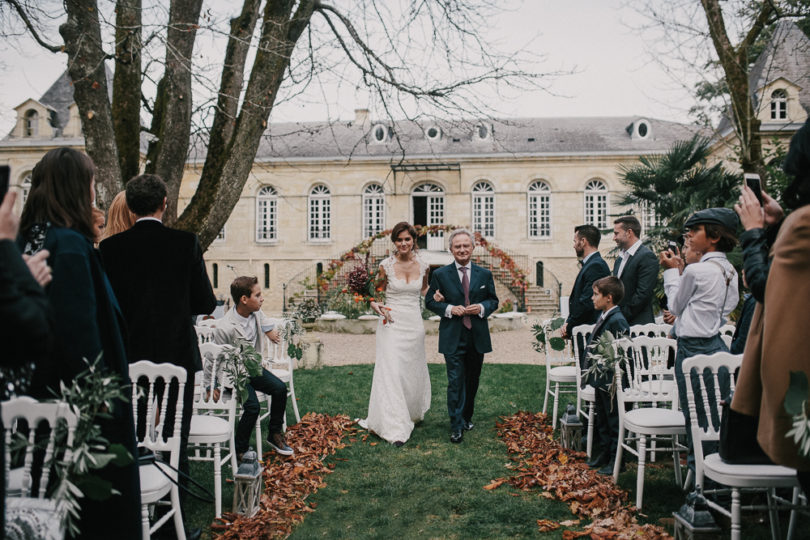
{"left": 0, "top": 191, "right": 19, "bottom": 241}
{"left": 464, "top": 304, "right": 481, "bottom": 316}
{"left": 560, "top": 322, "right": 568, "bottom": 339}
{"left": 450, "top": 305, "right": 467, "bottom": 317}
{"left": 662, "top": 309, "right": 676, "bottom": 325}
{"left": 267, "top": 328, "right": 281, "bottom": 344}
{"left": 23, "top": 250, "right": 52, "bottom": 287}
{"left": 761, "top": 190, "right": 784, "bottom": 227}
{"left": 433, "top": 289, "right": 445, "bottom": 302}
{"left": 659, "top": 249, "right": 683, "bottom": 273}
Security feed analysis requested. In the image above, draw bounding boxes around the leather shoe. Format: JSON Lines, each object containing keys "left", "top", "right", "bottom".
{"left": 463, "top": 421, "right": 474, "bottom": 432}
{"left": 450, "top": 430, "right": 463, "bottom": 443}
{"left": 586, "top": 452, "right": 608, "bottom": 469}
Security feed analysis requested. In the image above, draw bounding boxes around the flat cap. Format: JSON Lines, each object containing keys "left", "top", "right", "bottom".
{"left": 684, "top": 207, "right": 739, "bottom": 231}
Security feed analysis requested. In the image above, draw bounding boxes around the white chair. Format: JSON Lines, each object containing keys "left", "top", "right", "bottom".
{"left": 541, "top": 318, "right": 577, "bottom": 429}
{"left": 627, "top": 336, "right": 677, "bottom": 396}
{"left": 629, "top": 323, "right": 672, "bottom": 338}
{"left": 613, "top": 340, "right": 687, "bottom": 510}
{"left": 255, "top": 320, "right": 301, "bottom": 456}
{"left": 194, "top": 324, "right": 216, "bottom": 344}
{"left": 189, "top": 342, "right": 237, "bottom": 518}
{"left": 719, "top": 324, "right": 735, "bottom": 349}
{"left": 129, "top": 360, "right": 187, "bottom": 540}
{"left": 3, "top": 396, "right": 78, "bottom": 540}
{"left": 683, "top": 353, "right": 801, "bottom": 540}
{"left": 571, "top": 323, "right": 596, "bottom": 458}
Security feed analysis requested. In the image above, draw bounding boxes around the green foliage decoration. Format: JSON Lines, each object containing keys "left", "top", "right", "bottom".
{"left": 785, "top": 370, "right": 810, "bottom": 457}
{"left": 222, "top": 339, "right": 263, "bottom": 404}
{"left": 531, "top": 316, "right": 566, "bottom": 354}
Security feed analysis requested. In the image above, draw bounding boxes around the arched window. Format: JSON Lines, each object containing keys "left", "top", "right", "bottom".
{"left": 24, "top": 110, "right": 38, "bottom": 137}
{"left": 584, "top": 179, "right": 608, "bottom": 229}
{"left": 771, "top": 89, "right": 787, "bottom": 120}
{"left": 308, "top": 184, "right": 331, "bottom": 241}
{"left": 362, "top": 183, "right": 385, "bottom": 238}
{"left": 256, "top": 185, "right": 278, "bottom": 242}
{"left": 641, "top": 201, "right": 663, "bottom": 236}
{"left": 527, "top": 180, "right": 551, "bottom": 238}
{"left": 21, "top": 173, "right": 32, "bottom": 206}
{"left": 471, "top": 181, "right": 495, "bottom": 238}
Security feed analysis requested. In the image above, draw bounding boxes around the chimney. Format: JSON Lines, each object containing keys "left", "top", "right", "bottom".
{"left": 354, "top": 108, "right": 369, "bottom": 127}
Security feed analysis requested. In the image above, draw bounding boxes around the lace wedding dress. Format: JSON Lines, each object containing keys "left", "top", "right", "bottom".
{"left": 358, "top": 255, "right": 431, "bottom": 444}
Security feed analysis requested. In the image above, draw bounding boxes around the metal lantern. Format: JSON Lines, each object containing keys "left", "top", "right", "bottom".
{"left": 232, "top": 449, "right": 264, "bottom": 517}
{"left": 672, "top": 492, "right": 721, "bottom": 540}
{"left": 559, "top": 403, "right": 583, "bottom": 451}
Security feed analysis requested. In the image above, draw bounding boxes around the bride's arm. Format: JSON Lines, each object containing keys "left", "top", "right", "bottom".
{"left": 421, "top": 269, "right": 430, "bottom": 297}
{"left": 369, "top": 265, "right": 388, "bottom": 316}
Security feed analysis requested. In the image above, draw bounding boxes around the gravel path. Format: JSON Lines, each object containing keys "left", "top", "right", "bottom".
{"left": 312, "top": 326, "right": 543, "bottom": 366}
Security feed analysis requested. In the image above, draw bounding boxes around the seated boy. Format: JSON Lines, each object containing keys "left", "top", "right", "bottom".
{"left": 583, "top": 276, "right": 630, "bottom": 475}
{"left": 213, "top": 276, "right": 294, "bottom": 457}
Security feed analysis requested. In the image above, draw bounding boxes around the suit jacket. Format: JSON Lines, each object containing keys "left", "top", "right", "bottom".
{"left": 425, "top": 262, "right": 499, "bottom": 355}
{"left": 584, "top": 307, "right": 629, "bottom": 389}
{"left": 566, "top": 252, "right": 610, "bottom": 329}
{"left": 613, "top": 243, "right": 658, "bottom": 325}
{"left": 100, "top": 220, "right": 216, "bottom": 372}
{"left": 732, "top": 205, "right": 810, "bottom": 470}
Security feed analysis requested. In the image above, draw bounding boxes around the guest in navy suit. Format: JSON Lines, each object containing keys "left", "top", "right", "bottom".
{"left": 561, "top": 224, "right": 610, "bottom": 366}
{"left": 612, "top": 216, "right": 658, "bottom": 325}
{"left": 583, "top": 276, "right": 630, "bottom": 474}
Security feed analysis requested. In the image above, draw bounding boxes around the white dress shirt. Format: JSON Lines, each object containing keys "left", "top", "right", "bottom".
{"left": 443, "top": 261, "right": 486, "bottom": 319}
{"left": 616, "top": 239, "right": 642, "bottom": 278}
{"left": 663, "top": 252, "right": 738, "bottom": 338}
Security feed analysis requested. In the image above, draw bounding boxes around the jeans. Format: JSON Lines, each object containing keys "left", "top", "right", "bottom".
{"left": 675, "top": 334, "right": 730, "bottom": 472}
{"left": 235, "top": 368, "right": 287, "bottom": 454}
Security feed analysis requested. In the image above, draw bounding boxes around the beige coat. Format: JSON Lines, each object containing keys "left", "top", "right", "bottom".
{"left": 732, "top": 205, "right": 810, "bottom": 470}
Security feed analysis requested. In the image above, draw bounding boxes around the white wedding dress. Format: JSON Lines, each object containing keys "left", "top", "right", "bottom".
{"left": 359, "top": 255, "right": 431, "bottom": 444}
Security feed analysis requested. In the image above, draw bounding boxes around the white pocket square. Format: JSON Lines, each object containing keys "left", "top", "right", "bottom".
{"left": 479, "top": 285, "right": 485, "bottom": 289}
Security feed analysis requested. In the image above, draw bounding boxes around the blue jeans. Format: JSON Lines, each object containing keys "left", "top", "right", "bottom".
{"left": 675, "top": 335, "right": 730, "bottom": 472}
{"left": 235, "top": 368, "right": 287, "bottom": 454}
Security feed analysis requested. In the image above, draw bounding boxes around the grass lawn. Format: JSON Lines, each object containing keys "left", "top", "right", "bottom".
{"left": 185, "top": 363, "right": 802, "bottom": 538}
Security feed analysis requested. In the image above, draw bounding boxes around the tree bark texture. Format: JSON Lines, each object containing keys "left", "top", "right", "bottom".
{"left": 112, "top": 0, "right": 143, "bottom": 185}
{"left": 60, "top": 0, "right": 123, "bottom": 210}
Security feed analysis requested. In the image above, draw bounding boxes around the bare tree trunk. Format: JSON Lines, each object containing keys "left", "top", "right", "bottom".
{"left": 112, "top": 0, "right": 142, "bottom": 184}
{"left": 145, "top": 0, "right": 203, "bottom": 224}
{"left": 177, "top": 0, "right": 317, "bottom": 247}
{"left": 700, "top": 0, "right": 772, "bottom": 177}
{"left": 60, "top": 0, "right": 123, "bottom": 210}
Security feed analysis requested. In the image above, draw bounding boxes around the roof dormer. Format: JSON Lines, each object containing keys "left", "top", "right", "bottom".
{"left": 12, "top": 99, "right": 54, "bottom": 139}
{"left": 626, "top": 118, "right": 652, "bottom": 140}
{"left": 755, "top": 78, "right": 807, "bottom": 124}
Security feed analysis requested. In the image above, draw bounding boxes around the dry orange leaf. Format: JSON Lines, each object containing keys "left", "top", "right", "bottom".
{"left": 536, "top": 519, "right": 560, "bottom": 532}
{"left": 483, "top": 479, "right": 505, "bottom": 490}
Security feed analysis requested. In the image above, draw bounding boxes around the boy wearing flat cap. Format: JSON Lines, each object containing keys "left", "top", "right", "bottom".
{"left": 659, "top": 207, "right": 740, "bottom": 470}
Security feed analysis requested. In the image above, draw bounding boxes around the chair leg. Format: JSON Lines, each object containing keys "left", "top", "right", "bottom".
{"left": 586, "top": 404, "right": 595, "bottom": 459}
{"left": 214, "top": 445, "right": 222, "bottom": 518}
{"left": 171, "top": 484, "right": 186, "bottom": 540}
{"left": 635, "top": 434, "right": 647, "bottom": 510}
{"left": 255, "top": 410, "right": 263, "bottom": 457}
{"left": 289, "top": 385, "right": 301, "bottom": 423}
{"left": 787, "top": 486, "right": 799, "bottom": 540}
{"left": 542, "top": 377, "right": 550, "bottom": 414}
{"left": 672, "top": 439, "right": 682, "bottom": 488}
{"left": 767, "top": 489, "right": 781, "bottom": 540}
{"left": 613, "top": 423, "right": 625, "bottom": 482}
{"left": 552, "top": 382, "right": 560, "bottom": 428}
{"left": 731, "top": 488, "right": 741, "bottom": 540}
{"left": 141, "top": 503, "right": 151, "bottom": 540}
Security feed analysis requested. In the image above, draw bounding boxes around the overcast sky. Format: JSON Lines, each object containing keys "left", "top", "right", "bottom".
{"left": 0, "top": 0, "right": 701, "bottom": 134}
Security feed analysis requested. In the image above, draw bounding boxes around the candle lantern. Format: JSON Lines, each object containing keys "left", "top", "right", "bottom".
{"left": 559, "top": 403, "right": 583, "bottom": 451}
{"left": 232, "top": 449, "right": 263, "bottom": 517}
{"left": 672, "top": 492, "right": 721, "bottom": 540}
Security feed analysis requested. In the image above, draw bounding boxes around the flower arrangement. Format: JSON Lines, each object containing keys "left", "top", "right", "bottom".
{"left": 498, "top": 299, "right": 515, "bottom": 313}
{"left": 292, "top": 297, "right": 322, "bottom": 323}
{"left": 222, "top": 339, "right": 264, "bottom": 404}
{"left": 473, "top": 232, "right": 529, "bottom": 292}
{"left": 582, "top": 331, "right": 631, "bottom": 402}
{"left": 531, "top": 317, "right": 566, "bottom": 354}
{"left": 785, "top": 371, "right": 810, "bottom": 457}
{"left": 279, "top": 317, "right": 308, "bottom": 361}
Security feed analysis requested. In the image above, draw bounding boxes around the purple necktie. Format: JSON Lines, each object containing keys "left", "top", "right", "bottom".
{"left": 460, "top": 267, "right": 472, "bottom": 329}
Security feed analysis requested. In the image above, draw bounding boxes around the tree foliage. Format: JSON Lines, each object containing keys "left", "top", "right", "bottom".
{"left": 2, "top": 0, "right": 550, "bottom": 248}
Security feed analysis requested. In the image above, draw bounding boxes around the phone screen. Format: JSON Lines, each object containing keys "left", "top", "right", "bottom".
{"left": 0, "top": 165, "right": 9, "bottom": 200}
{"left": 744, "top": 173, "right": 763, "bottom": 205}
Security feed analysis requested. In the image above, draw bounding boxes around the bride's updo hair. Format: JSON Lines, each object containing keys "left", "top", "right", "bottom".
{"left": 390, "top": 221, "right": 418, "bottom": 246}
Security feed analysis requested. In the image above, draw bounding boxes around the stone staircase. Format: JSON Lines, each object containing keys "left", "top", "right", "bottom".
{"left": 523, "top": 285, "right": 559, "bottom": 317}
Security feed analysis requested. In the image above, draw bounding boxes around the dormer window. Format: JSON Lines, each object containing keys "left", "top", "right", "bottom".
{"left": 371, "top": 123, "right": 390, "bottom": 143}
{"left": 474, "top": 123, "right": 491, "bottom": 141}
{"left": 770, "top": 89, "right": 787, "bottom": 120}
{"left": 24, "top": 109, "right": 38, "bottom": 137}
{"left": 425, "top": 125, "right": 442, "bottom": 141}
{"left": 628, "top": 119, "right": 651, "bottom": 140}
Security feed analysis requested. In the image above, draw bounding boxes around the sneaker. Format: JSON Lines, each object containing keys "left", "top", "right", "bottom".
{"left": 268, "top": 432, "right": 294, "bottom": 456}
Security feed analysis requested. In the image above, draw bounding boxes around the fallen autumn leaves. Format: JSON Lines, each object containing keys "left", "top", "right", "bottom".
{"left": 492, "top": 411, "right": 672, "bottom": 539}
{"left": 212, "top": 413, "right": 356, "bottom": 539}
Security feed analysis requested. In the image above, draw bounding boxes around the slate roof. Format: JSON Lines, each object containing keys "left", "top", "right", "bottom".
{"left": 37, "top": 70, "right": 76, "bottom": 136}
{"left": 189, "top": 116, "right": 700, "bottom": 163}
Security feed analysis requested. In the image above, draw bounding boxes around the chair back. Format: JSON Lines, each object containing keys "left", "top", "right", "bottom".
{"left": 681, "top": 352, "right": 742, "bottom": 486}
{"left": 128, "top": 360, "right": 187, "bottom": 468}
{"left": 629, "top": 323, "right": 672, "bottom": 339}
{"left": 719, "top": 324, "right": 736, "bottom": 337}
{"left": 542, "top": 319, "right": 574, "bottom": 368}
{"left": 196, "top": 342, "right": 237, "bottom": 417}
{"left": 628, "top": 336, "right": 677, "bottom": 399}
{"left": 195, "top": 324, "right": 216, "bottom": 344}
{"left": 266, "top": 319, "right": 295, "bottom": 371}
{"left": 615, "top": 339, "right": 679, "bottom": 408}
{"left": 571, "top": 323, "right": 594, "bottom": 385}
{"left": 2, "top": 396, "right": 78, "bottom": 498}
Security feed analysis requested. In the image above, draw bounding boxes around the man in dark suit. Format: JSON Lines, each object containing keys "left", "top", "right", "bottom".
{"left": 100, "top": 174, "right": 215, "bottom": 539}
{"left": 426, "top": 229, "right": 499, "bottom": 444}
{"left": 612, "top": 216, "right": 658, "bottom": 325}
{"left": 561, "top": 224, "right": 610, "bottom": 365}
{"left": 583, "top": 276, "right": 630, "bottom": 474}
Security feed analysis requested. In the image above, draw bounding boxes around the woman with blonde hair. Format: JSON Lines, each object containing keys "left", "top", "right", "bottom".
{"left": 101, "top": 190, "right": 135, "bottom": 240}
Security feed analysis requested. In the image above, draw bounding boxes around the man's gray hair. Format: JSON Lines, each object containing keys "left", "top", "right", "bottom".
{"left": 448, "top": 228, "right": 474, "bottom": 247}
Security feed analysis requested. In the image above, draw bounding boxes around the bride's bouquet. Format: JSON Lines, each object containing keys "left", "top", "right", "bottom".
{"left": 347, "top": 256, "right": 390, "bottom": 323}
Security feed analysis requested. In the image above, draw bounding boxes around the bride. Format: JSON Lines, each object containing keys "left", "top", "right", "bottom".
{"left": 358, "top": 221, "right": 431, "bottom": 446}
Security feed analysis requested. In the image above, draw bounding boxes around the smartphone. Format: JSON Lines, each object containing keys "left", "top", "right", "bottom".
{"left": 744, "top": 173, "right": 763, "bottom": 206}
{"left": 0, "top": 165, "right": 9, "bottom": 200}
{"left": 667, "top": 240, "right": 678, "bottom": 254}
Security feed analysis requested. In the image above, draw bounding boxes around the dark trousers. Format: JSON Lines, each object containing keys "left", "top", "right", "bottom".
{"left": 675, "top": 335, "right": 730, "bottom": 471}
{"left": 594, "top": 386, "right": 620, "bottom": 459}
{"left": 235, "top": 368, "right": 287, "bottom": 454}
{"left": 443, "top": 327, "right": 484, "bottom": 432}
